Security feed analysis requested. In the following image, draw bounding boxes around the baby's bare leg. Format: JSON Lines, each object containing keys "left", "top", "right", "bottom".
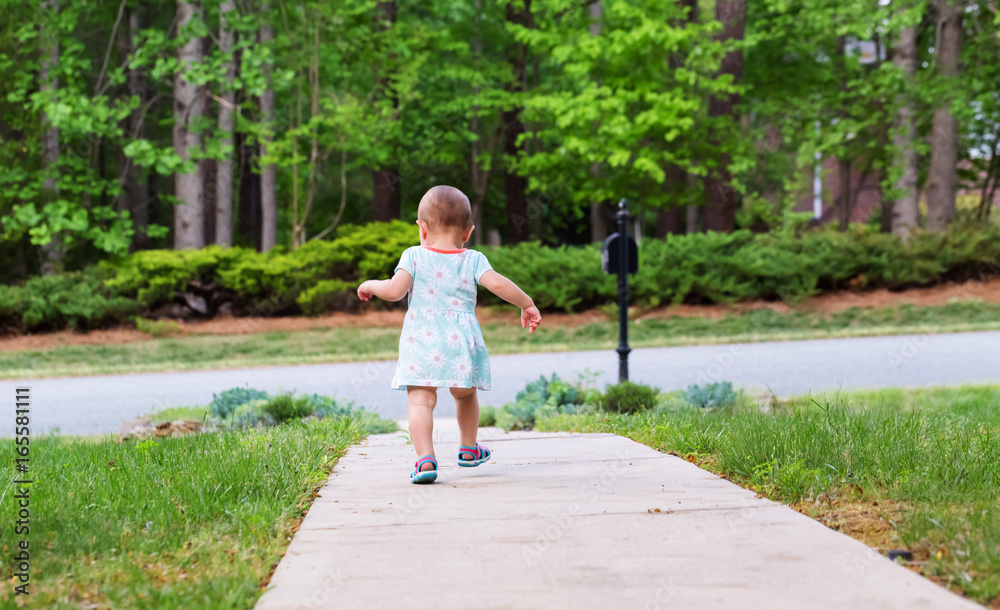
{"left": 450, "top": 387, "right": 479, "bottom": 448}
{"left": 407, "top": 386, "right": 437, "bottom": 472}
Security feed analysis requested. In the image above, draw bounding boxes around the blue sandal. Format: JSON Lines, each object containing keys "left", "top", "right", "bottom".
{"left": 410, "top": 455, "right": 438, "bottom": 484}
{"left": 458, "top": 443, "right": 491, "bottom": 467}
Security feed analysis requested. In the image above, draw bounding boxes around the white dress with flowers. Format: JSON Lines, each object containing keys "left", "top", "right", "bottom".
{"left": 390, "top": 245, "right": 493, "bottom": 391}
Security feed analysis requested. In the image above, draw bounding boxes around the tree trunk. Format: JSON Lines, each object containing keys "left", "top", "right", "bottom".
{"left": 704, "top": 0, "right": 746, "bottom": 233}
{"left": 891, "top": 25, "right": 920, "bottom": 239}
{"left": 835, "top": 35, "right": 852, "bottom": 231}
{"left": 123, "top": 8, "right": 148, "bottom": 251}
{"left": 215, "top": 0, "right": 236, "bottom": 247}
{"left": 658, "top": 0, "right": 698, "bottom": 238}
{"left": 657, "top": 164, "right": 688, "bottom": 237}
{"left": 504, "top": 0, "right": 530, "bottom": 243}
{"left": 173, "top": 0, "right": 205, "bottom": 250}
{"left": 259, "top": 1, "right": 277, "bottom": 251}
{"left": 39, "top": 0, "right": 62, "bottom": 274}
{"left": 469, "top": 0, "right": 500, "bottom": 245}
{"left": 372, "top": 1, "right": 401, "bottom": 222}
{"left": 587, "top": 1, "right": 606, "bottom": 243}
{"left": 926, "top": 0, "right": 962, "bottom": 231}
{"left": 237, "top": 132, "right": 261, "bottom": 249}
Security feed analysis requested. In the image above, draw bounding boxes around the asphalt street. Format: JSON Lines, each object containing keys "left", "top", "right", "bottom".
{"left": 4, "top": 330, "right": 999, "bottom": 436}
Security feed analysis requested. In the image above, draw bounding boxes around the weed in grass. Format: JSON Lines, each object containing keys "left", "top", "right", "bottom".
{"left": 136, "top": 318, "right": 182, "bottom": 337}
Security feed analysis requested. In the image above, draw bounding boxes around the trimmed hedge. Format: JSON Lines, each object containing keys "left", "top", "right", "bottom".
{"left": 2, "top": 220, "right": 1000, "bottom": 334}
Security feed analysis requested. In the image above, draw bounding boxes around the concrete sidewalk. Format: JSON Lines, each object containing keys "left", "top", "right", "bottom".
{"left": 256, "top": 420, "right": 981, "bottom": 610}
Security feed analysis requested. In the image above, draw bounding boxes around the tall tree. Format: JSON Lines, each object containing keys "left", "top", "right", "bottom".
{"left": 704, "top": 0, "right": 746, "bottom": 233}
{"left": 120, "top": 7, "right": 148, "bottom": 251}
{"left": 173, "top": 0, "right": 205, "bottom": 249}
{"left": 891, "top": 24, "right": 919, "bottom": 238}
{"left": 215, "top": 0, "right": 236, "bottom": 247}
{"left": 925, "top": 0, "right": 963, "bottom": 231}
{"left": 469, "top": 0, "right": 502, "bottom": 245}
{"left": 504, "top": 0, "right": 530, "bottom": 244}
{"left": 656, "top": 0, "right": 698, "bottom": 238}
{"left": 587, "top": 0, "right": 607, "bottom": 243}
{"left": 259, "top": 1, "right": 277, "bottom": 251}
{"left": 372, "top": 0, "right": 401, "bottom": 222}
{"left": 836, "top": 35, "right": 853, "bottom": 231}
{"left": 39, "top": 0, "right": 61, "bottom": 273}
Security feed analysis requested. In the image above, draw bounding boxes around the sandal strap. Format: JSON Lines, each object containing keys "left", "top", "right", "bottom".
{"left": 459, "top": 444, "right": 484, "bottom": 460}
{"left": 414, "top": 455, "right": 437, "bottom": 471}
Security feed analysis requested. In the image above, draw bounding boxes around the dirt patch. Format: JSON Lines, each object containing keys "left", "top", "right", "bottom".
{"left": 793, "top": 494, "right": 902, "bottom": 551}
{"left": 3, "top": 276, "right": 1000, "bottom": 353}
{"left": 0, "top": 328, "right": 154, "bottom": 352}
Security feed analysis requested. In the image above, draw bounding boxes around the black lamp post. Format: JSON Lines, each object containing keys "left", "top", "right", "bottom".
{"left": 600, "top": 198, "right": 638, "bottom": 383}
{"left": 615, "top": 199, "right": 631, "bottom": 382}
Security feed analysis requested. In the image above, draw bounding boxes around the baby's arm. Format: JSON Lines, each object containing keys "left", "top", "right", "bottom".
{"left": 357, "top": 271, "right": 412, "bottom": 302}
{"left": 478, "top": 270, "right": 542, "bottom": 333}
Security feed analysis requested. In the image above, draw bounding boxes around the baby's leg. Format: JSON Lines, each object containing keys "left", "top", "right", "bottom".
{"left": 450, "top": 387, "right": 479, "bottom": 448}
{"left": 407, "top": 386, "right": 437, "bottom": 472}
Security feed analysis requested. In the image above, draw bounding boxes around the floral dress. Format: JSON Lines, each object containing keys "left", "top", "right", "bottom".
{"left": 390, "top": 245, "right": 493, "bottom": 391}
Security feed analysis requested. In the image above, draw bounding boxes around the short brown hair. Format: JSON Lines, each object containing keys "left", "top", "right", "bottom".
{"left": 417, "top": 185, "right": 472, "bottom": 229}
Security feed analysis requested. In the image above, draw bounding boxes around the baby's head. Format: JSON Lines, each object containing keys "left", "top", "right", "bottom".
{"left": 416, "top": 185, "right": 474, "bottom": 245}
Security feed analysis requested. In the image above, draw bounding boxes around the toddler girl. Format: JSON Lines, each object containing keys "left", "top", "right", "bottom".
{"left": 357, "top": 185, "right": 542, "bottom": 483}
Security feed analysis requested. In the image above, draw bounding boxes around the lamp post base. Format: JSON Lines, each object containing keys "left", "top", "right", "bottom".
{"left": 616, "top": 345, "right": 631, "bottom": 382}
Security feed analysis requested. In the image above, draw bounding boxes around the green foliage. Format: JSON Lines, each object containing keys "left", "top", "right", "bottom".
{"left": 683, "top": 382, "right": 737, "bottom": 409}
{"left": 263, "top": 392, "right": 317, "bottom": 422}
{"left": 209, "top": 387, "right": 271, "bottom": 420}
{"left": 492, "top": 373, "right": 592, "bottom": 431}
{"left": 207, "top": 386, "right": 394, "bottom": 433}
{"left": 0, "top": 267, "right": 136, "bottom": 333}
{"left": 479, "top": 405, "right": 498, "bottom": 427}
{"left": 601, "top": 381, "right": 660, "bottom": 414}
{"left": 6, "top": 221, "right": 1000, "bottom": 334}
{"left": 134, "top": 318, "right": 181, "bottom": 338}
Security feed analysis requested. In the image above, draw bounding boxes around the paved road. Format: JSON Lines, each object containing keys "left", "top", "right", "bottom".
{"left": 255, "top": 422, "right": 982, "bottom": 610}
{"left": 4, "top": 331, "right": 1000, "bottom": 437}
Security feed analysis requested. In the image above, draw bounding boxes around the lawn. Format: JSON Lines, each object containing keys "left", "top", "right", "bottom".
{"left": 4, "top": 300, "right": 1000, "bottom": 379}
{"left": 0, "top": 415, "right": 390, "bottom": 609}
{"left": 536, "top": 385, "right": 1000, "bottom": 606}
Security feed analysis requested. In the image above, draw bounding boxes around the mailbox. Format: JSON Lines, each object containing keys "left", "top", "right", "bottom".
{"left": 601, "top": 232, "right": 638, "bottom": 275}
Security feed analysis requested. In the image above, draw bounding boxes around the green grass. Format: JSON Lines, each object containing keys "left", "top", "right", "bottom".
{"left": 0, "top": 416, "right": 375, "bottom": 609}
{"left": 4, "top": 300, "right": 1000, "bottom": 379}
{"left": 146, "top": 405, "right": 211, "bottom": 422}
{"left": 536, "top": 385, "right": 1000, "bottom": 605}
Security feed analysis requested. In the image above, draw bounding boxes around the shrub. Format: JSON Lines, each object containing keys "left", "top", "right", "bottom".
{"left": 262, "top": 393, "right": 316, "bottom": 422}
{"left": 0, "top": 267, "right": 137, "bottom": 333}
{"left": 209, "top": 387, "right": 271, "bottom": 420}
{"left": 492, "top": 374, "right": 593, "bottom": 431}
{"left": 601, "top": 381, "right": 660, "bottom": 414}
{"left": 683, "top": 382, "right": 737, "bottom": 409}
{"left": 479, "top": 405, "right": 498, "bottom": 427}
{"left": 5, "top": 221, "right": 1000, "bottom": 335}
{"left": 230, "top": 400, "right": 274, "bottom": 428}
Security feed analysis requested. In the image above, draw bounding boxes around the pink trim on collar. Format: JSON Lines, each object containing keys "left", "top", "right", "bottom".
{"left": 422, "top": 245, "right": 468, "bottom": 254}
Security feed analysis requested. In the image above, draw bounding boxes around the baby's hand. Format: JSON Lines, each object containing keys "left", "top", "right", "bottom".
{"left": 521, "top": 306, "right": 542, "bottom": 334}
{"left": 357, "top": 281, "right": 374, "bottom": 302}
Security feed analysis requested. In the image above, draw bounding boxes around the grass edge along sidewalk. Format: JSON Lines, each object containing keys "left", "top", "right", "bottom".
{"left": 5, "top": 300, "right": 1000, "bottom": 380}
{"left": 0, "top": 414, "right": 393, "bottom": 609}
{"left": 536, "top": 384, "right": 1000, "bottom": 608}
